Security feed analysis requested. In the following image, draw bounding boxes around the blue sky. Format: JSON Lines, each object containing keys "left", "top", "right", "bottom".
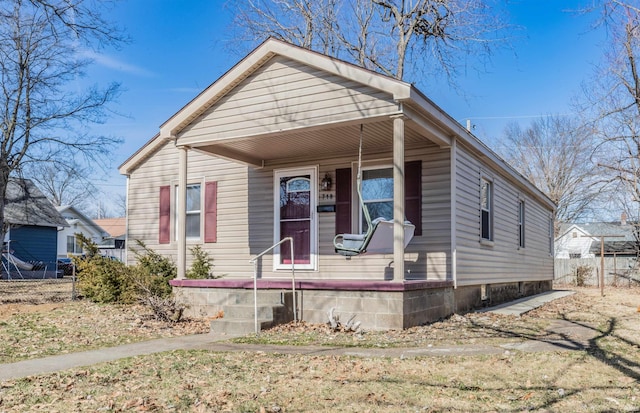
{"left": 88, "top": 0, "right": 605, "bottom": 213}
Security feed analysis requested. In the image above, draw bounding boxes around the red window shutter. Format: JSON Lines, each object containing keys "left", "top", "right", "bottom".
{"left": 158, "top": 185, "right": 171, "bottom": 244}
{"left": 405, "top": 160, "right": 422, "bottom": 236}
{"left": 204, "top": 181, "right": 218, "bottom": 243}
{"left": 335, "top": 168, "right": 352, "bottom": 234}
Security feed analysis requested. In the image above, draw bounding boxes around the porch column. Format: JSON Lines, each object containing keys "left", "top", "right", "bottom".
{"left": 177, "top": 145, "right": 188, "bottom": 279}
{"left": 393, "top": 115, "right": 405, "bottom": 281}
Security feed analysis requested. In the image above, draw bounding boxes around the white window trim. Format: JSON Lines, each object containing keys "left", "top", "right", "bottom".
{"left": 172, "top": 178, "right": 205, "bottom": 244}
{"left": 518, "top": 198, "right": 525, "bottom": 249}
{"left": 273, "top": 166, "right": 318, "bottom": 271}
{"left": 480, "top": 175, "right": 494, "bottom": 245}
{"left": 351, "top": 159, "right": 392, "bottom": 233}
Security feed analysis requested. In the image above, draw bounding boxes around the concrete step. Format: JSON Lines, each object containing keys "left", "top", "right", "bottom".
{"left": 223, "top": 304, "right": 283, "bottom": 320}
{"left": 210, "top": 317, "right": 273, "bottom": 335}
{"left": 209, "top": 290, "right": 298, "bottom": 335}
{"left": 232, "top": 290, "right": 292, "bottom": 306}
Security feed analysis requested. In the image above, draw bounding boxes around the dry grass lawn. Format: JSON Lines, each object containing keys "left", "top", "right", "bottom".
{"left": 0, "top": 286, "right": 638, "bottom": 412}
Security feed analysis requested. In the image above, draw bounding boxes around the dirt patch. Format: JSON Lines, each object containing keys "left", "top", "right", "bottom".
{"left": 0, "top": 303, "right": 62, "bottom": 320}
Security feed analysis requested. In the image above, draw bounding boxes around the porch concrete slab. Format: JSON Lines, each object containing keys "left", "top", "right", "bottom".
{"left": 478, "top": 290, "right": 575, "bottom": 316}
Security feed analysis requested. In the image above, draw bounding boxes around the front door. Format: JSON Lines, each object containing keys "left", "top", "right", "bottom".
{"left": 274, "top": 167, "right": 317, "bottom": 270}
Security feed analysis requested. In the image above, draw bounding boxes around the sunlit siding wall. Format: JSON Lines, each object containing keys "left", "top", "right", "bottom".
{"left": 454, "top": 142, "right": 554, "bottom": 286}
{"left": 126, "top": 141, "right": 452, "bottom": 281}
{"left": 240, "top": 145, "right": 451, "bottom": 281}
{"left": 126, "top": 141, "right": 253, "bottom": 277}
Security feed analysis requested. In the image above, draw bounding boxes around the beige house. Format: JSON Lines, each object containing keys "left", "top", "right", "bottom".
{"left": 120, "top": 39, "right": 555, "bottom": 330}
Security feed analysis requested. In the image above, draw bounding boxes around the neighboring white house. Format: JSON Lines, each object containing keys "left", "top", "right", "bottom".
{"left": 555, "top": 224, "right": 596, "bottom": 259}
{"left": 56, "top": 206, "right": 108, "bottom": 258}
{"left": 555, "top": 216, "right": 637, "bottom": 259}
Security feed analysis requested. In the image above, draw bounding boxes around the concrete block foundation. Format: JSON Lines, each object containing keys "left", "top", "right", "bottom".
{"left": 170, "top": 278, "right": 552, "bottom": 331}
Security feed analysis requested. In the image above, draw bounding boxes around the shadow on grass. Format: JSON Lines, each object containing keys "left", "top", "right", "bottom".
{"left": 467, "top": 311, "right": 640, "bottom": 411}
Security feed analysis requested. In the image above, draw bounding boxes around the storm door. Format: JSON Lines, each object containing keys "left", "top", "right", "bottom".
{"left": 274, "top": 167, "right": 317, "bottom": 270}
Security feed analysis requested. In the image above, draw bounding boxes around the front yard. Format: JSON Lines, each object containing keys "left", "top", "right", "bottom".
{"left": 0, "top": 286, "right": 638, "bottom": 412}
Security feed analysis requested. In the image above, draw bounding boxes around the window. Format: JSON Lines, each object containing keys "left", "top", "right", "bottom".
{"left": 184, "top": 184, "right": 201, "bottom": 239}
{"left": 518, "top": 200, "right": 525, "bottom": 248}
{"left": 159, "top": 181, "right": 217, "bottom": 244}
{"left": 66, "top": 235, "right": 82, "bottom": 254}
{"left": 549, "top": 216, "right": 554, "bottom": 254}
{"left": 481, "top": 178, "right": 493, "bottom": 240}
{"left": 335, "top": 161, "right": 422, "bottom": 237}
{"left": 361, "top": 167, "right": 393, "bottom": 231}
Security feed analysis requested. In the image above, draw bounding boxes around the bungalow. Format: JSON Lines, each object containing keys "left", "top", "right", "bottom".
{"left": 119, "top": 39, "right": 555, "bottom": 330}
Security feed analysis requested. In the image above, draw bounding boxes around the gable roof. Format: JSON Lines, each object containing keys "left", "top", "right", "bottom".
{"left": 119, "top": 38, "right": 555, "bottom": 211}
{"left": 556, "top": 221, "right": 638, "bottom": 255}
{"left": 56, "top": 205, "right": 108, "bottom": 236}
{"left": 5, "top": 178, "right": 68, "bottom": 228}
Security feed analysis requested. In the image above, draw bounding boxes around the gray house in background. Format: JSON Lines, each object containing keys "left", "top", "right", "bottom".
{"left": 2, "top": 178, "right": 68, "bottom": 278}
{"left": 120, "top": 39, "right": 556, "bottom": 330}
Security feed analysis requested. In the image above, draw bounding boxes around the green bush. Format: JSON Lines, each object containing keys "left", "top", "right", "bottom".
{"left": 129, "top": 240, "right": 176, "bottom": 298}
{"left": 74, "top": 237, "right": 184, "bottom": 321}
{"left": 186, "top": 245, "right": 215, "bottom": 279}
{"left": 73, "top": 233, "right": 135, "bottom": 303}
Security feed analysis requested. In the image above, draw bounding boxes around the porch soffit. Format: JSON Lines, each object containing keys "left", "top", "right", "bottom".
{"left": 189, "top": 118, "right": 439, "bottom": 167}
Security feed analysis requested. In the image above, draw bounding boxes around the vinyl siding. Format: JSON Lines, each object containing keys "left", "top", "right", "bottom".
{"left": 127, "top": 141, "right": 253, "bottom": 277}
{"left": 11, "top": 226, "right": 58, "bottom": 264}
{"left": 178, "top": 56, "right": 400, "bottom": 144}
{"left": 454, "top": 143, "right": 553, "bottom": 285}
{"left": 126, "top": 142, "right": 452, "bottom": 281}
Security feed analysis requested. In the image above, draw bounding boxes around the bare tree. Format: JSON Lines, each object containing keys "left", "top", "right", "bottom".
{"left": 229, "top": 0, "right": 510, "bottom": 83}
{"left": 580, "top": 2, "right": 640, "bottom": 231}
{"left": 0, "top": 0, "right": 123, "bottom": 241}
{"left": 500, "top": 115, "right": 603, "bottom": 231}
{"left": 20, "top": 161, "right": 99, "bottom": 210}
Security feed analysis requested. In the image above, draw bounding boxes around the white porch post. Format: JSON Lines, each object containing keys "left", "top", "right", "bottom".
{"left": 177, "top": 145, "right": 188, "bottom": 279}
{"left": 393, "top": 116, "right": 405, "bottom": 281}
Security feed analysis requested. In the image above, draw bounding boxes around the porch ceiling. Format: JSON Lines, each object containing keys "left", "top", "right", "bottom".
{"left": 190, "top": 118, "right": 439, "bottom": 167}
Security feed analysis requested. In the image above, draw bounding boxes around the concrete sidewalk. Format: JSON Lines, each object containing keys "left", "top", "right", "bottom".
{"left": 0, "top": 289, "right": 582, "bottom": 382}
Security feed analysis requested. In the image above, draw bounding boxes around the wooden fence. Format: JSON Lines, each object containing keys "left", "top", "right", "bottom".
{"left": 554, "top": 257, "right": 640, "bottom": 286}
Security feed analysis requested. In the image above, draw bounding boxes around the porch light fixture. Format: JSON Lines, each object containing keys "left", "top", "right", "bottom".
{"left": 321, "top": 173, "right": 332, "bottom": 191}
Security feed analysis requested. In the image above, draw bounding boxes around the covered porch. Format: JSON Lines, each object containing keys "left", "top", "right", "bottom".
{"left": 170, "top": 113, "right": 456, "bottom": 283}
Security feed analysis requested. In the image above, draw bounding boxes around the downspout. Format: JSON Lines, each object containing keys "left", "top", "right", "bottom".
{"left": 451, "top": 137, "right": 457, "bottom": 288}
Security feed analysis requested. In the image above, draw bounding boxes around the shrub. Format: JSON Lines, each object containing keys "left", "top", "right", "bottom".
{"left": 73, "top": 234, "right": 135, "bottom": 303}
{"left": 575, "top": 265, "right": 592, "bottom": 287}
{"left": 186, "top": 245, "right": 216, "bottom": 279}
{"left": 129, "top": 240, "right": 184, "bottom": 321}
{"left": 129, "top": 240, "right": 176, "bottom": 298}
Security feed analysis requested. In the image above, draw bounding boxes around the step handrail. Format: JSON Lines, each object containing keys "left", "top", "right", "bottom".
{"left": 249, "top": 237, "right": 297, "bottom": 335}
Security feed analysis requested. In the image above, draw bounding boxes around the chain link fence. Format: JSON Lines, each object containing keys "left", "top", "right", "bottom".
{"left": 0, "top": 278, "right": 77, "bottom": 304}
{"left": 0, "top": 259, "right": 78, "bottom": 304}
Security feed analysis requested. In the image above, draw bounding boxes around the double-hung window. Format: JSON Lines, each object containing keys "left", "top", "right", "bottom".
{"left": 481, "top": 178, "right": 493, "bottom": 241}
{"left": 185, "top": 184, "right": 201, "bottom": 239}
{"left": 159, "top": 181, "right": 217, "bottom": 245}
{"left": 361, "top": 167, "right": 393, "bottom": 231}
{"left": 67, "top": 235, "right": 83, "bottom": 254}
